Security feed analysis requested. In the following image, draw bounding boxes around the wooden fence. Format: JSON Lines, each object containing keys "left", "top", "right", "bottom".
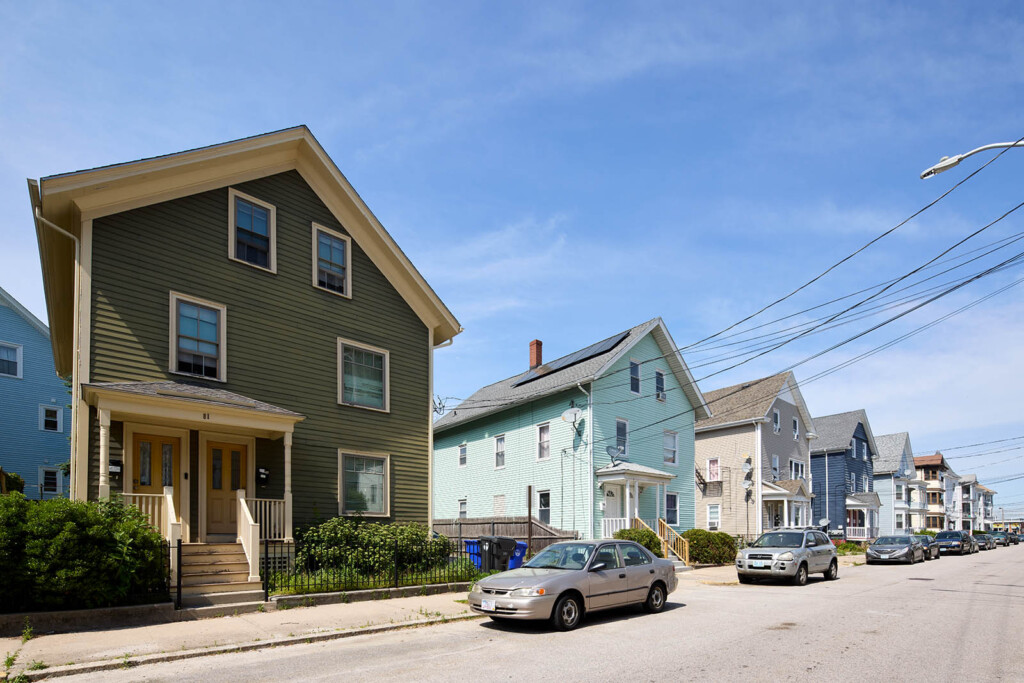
{"left": 433, "top": 516, "right": 578, "bottom": 555}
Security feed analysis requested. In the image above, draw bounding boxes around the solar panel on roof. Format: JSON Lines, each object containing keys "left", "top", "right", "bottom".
{"left": 510, "top": 331, "right": 630, "bottom": 388}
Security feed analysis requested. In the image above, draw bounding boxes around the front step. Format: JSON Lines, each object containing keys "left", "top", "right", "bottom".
{"left": 177, "top": 601, "right": 267, "bottom": 618}
{"left": 175, "top": 542, "right": 262, "bottom": 613}
{"left": 179, "top": 589, "right": 265, "bottom": 608}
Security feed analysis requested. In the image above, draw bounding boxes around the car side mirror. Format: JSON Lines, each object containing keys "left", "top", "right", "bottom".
{"left": 589, "top": 562, "right": 608, "bottom": 572}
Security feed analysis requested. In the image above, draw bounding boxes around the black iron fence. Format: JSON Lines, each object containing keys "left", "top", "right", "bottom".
{"left": 261, "top": 536, "right": 485, "bottom": 598}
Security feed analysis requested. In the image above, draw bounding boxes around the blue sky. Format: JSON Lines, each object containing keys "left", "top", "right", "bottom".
{"left": 2, "top": 2, "right": 1024, "bottom": 514}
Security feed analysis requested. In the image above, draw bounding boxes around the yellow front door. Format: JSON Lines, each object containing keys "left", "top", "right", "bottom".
{"left": 207, "top": 442, "right": 247, "bottom": 535}
{"left": 132, "top": 433, "right": 180, "bottom": 510}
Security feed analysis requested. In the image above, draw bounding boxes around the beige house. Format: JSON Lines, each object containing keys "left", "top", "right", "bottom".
{"left": 694, "top": 372, "right": 816, "bottom": 540}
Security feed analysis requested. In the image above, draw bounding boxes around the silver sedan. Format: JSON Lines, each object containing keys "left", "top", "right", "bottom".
{"left": 468, "top": 540, "right": 678, "bottom": 630}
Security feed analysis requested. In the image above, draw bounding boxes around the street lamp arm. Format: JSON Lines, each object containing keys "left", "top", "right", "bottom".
{"left": 921, "top": 141, "right": 1024, "bottom": 179}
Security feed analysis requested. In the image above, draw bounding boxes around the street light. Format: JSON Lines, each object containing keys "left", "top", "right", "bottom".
{"left": 920, "top": 141, "right": 1024, "bottom": 179}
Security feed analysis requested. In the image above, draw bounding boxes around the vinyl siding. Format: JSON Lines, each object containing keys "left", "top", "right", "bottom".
{"left": 87, "top": 170, "right": 430, "bottom": 528}
{"left": 694, "top": 424, "right": 758, "bottom": 535}
{"left": 810, "top": 424, "right": 875, "bottom": 528}
{"left": 0, "top": 304, "right": 71, "bottom": 498}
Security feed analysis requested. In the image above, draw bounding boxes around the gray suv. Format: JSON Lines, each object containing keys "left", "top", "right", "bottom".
{"left": 736, "top": 529, "right": 838, "bottom": 586}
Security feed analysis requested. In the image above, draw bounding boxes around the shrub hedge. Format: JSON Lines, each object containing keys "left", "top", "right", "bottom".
{"left": 0, "top": 493, "right": 167, "bottom": 613}
{"left": 612, "top": 527, "right": 664, "bottom": 558}
{"left": 295, "top": 518, "right": 453, "bottom": 575}
{"left": 682, "top": 529, "right": 737, "bottom": 565}
{"left": 835, "top": 541, "right": 865, "bottom": 555}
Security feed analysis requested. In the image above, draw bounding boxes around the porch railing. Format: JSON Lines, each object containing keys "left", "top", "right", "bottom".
{"left": 163, "top": 487, "right": 182, "bottom": 583}
{"left": 124, "top": 493, "right": 165, "bottom": 532}
{"left": 237, "top": 491, "right": 262, "bottom": 582}
{"left": 248, "top": 498, "right": 287, "bottom": 540}
{"left": 657, "top": 519, "right": 690, "bottom": 566}
{"left": 846, "top": 526, "right": 878, "bottom": 540}
{"left": 631, "top": 518, "right": 667, "bottom": 558}
{"left": 602, "top": 517, "right": 630, "bottom": 538}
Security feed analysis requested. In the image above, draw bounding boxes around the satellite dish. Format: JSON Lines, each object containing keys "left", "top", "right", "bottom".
{"left": 561, "top": 407, "right": 583, "bottom": 423}
{"left": 742, "top": 462, "right": 752, "bottom": 473}
{"left": 819, "top": 518, "right": 829, "bottom": 526}
{"left": 606, "top": 446, "right": 624, "bottom": 459}
{"left": 742, "top": 479, "right": 753, "bottom": 490}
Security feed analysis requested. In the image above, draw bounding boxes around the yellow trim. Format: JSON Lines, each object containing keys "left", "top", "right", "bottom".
{"left": 228, "top": 188, "right": 278, "bottom": 274}
{"left": 336, "top": 337, "right": 390, "bottom": 413}
{"left": 123, "top": 423, "right": 191, "bottom": 542}
{"left": 311, "top": 223, "right": 353, "bottom": 299}
{"left": 168, "top": 291, "right": 228, "bottom": 383}
{"left": 338, "top": 449, "right": 391, "bottom": 518}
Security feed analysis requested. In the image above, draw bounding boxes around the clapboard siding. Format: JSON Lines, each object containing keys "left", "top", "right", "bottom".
{"left": 88, "top": 170, "right": 431, "bottom": 528}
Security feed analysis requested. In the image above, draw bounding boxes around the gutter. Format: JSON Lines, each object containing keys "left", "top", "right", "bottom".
{"left": 695, "top": 416, "right": 766, "bottom": 433}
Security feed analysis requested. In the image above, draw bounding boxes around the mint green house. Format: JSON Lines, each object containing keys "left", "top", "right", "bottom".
{"left": 433, "top": 318, "right": 710, "bottom": 542}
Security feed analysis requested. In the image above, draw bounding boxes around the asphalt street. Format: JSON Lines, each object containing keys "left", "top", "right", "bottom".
{"left": 63, "top": 546, "right": 1024, "bottom": 682}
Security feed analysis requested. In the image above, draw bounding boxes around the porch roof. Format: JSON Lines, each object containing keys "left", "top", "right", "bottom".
{"left": 595, "top": 461, "right": 676, "bottom": 485}
{"left": 846, "top": 492, "right": 881, "bottom": 510}
{"left": 762, "top": 479, "right": 813, "bottom": 500}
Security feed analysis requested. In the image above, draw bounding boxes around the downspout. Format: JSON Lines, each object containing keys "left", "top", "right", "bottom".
{"left": 755, "top": 421, "right": 763, "bottom": 535}
{"left": 577, "top": 382, "right": 592, "bottom": 539}
{"left": 824, "top": 450, "right": 830, "bottom": 530}
{"left": 33, "top": 204, "right": 82, "bottom": 500}
{"left": 891, "top": 473, "right": 896, "bottom": 534}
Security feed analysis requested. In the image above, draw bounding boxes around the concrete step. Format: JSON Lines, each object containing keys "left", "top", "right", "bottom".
{"left": 179, "top": 589, "right": 266, "bottom": 608}
{"left": 182, "top": 542, "right": 243, "bottom": 555}
{"left": 182, "top": 570, "right": 251, "bottom": 586}
{"left": 179, "top": 580, "right": 262, "bottom": 596}
{"left": 182, "top": 560, "right": 251, "bottom": 574}
{"left": 177, "top": 601, "right": 267, "bottom": 619}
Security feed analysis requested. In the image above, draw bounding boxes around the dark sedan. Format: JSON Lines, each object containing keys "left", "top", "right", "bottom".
{"left": 913, "top": 535, "right": 941, "bottom": 560}
{"left": 975, "top": 534, "right": 996, "bottom": 550}
{"left": 934, "top": 530, "right": 972, "bottom": 555}
{"left": 866, "top": 536, "right": 925, "bottom": 564}
{"left": 989, "top": 532, "right": 1011, "bottom": 547}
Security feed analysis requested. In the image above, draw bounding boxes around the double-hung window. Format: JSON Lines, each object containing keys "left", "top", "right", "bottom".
{"left": 772, "top": 409, "right": 781, "bottom": 434}
{"left": 707, "top": 504, "right": 720, "bottom": 530}
{"left": 790, "top": 460, "right": 805, "bottom": 480}
{"left": 629, "top": 361, "right": 641, "bottom": 394}
{"left": 537, "top": 490, "right": 551, "bottom": 524}
{"left": 615, "top": 419, "right": 628, "bottom": 459}
{"left": 771, "top": 454, "right": 780, "bottom": 477}
{"left": 40, "top": 467, "right": 59, "bottom": 496}
{"left": 896, "top": 485, "right": 904, "bottom": 501}
{"left": 458, "top": 444, "right": 467, "bottom": 467}
{"left": 494, "top": 435, "right": 506, "bottom": 469}
{"left": 458, "top": 499, "right": 467, "bottom": 519}
{"left": 313, "top": 224, "right": 352, "bottom": 297}
{"left": 665, "top": 492, "right": 679, "bottom": 526}
{"left": 537, "top": 424, "right": 550, "bottom": 460}
{"left": 339, "top": 452, "right": 388, "bottom": 516}
{"left": 229, "top": 189, "right": 276, "bottom": 271}
{"left": 171, "top": 293, "right": 226, "bottom": 381}
{"left": 862, "top": 475, "right": 868, "bottom": 492}
{"left": 663, "top": 430, "right": 678, "bottom": 465}
{"left": 655, "top": 370, "right": 666, "bottom": 401}
{"left": 39, "top": 406, "right": 62, "bottom": 433}
{"left": 338, "top": 339, "right": 389, "bottom": 411}
{"left": 0, "top": 342, "right": 21, "bottom": 378}
{"left": 707, "top": 457, "right": 720, "bottom": 482}
{"left": 792, "top": 417, "right": 799, "bottom": 440}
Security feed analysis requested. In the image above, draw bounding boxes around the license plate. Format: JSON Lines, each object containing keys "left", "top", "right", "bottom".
{"left": 481, "top": 599, "right": 495, "bottom": 612}
{"left": 752, "top": 560, "right": 766, "bottom": 568}
{"left": 880, "top": 555, "right": 889, "bottom": 560}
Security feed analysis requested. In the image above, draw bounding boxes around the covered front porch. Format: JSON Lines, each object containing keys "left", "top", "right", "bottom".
{"left": 83, "top": 382, "right": 305, "bottom": 581}
{"left": 844, "top": 492, "right": 881, "bottom": 540}
{"left": 761, "top": 479, "right": 813, "bottom": 530}
{"left": 595, "top": 462, "right": 676, "bottom": 538}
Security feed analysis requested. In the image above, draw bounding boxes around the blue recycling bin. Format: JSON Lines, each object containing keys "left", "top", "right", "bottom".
{"left": 463, "top": 539, "right": 482, "bottom": 569}
{"left": 507, "top": 541, "right": 528, "bottom": 569}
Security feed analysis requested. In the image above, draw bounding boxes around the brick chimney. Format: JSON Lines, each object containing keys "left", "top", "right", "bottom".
{"left": 529, "top": 339, "right": 543, "bottom": 369}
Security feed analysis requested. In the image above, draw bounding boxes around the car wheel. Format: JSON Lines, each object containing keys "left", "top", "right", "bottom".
{"left": 738, "top": 575, "right": 753, "bottom": 584}
{"left": 551, "top": 594, "right": 582, "bottom": 631}
{"left": 825, "top": 560, "right": 839, "bottom": 581}
{"left": 791, "top": 563, "right": 808, "bottom": 586}
{"left": 643, "top": 583, "right": 666, "bottom": 613}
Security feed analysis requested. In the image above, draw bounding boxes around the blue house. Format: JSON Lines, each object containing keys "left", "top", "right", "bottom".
{"left": 0, "top": 285, "right": 71, "bottom": 498}
{"left": 873, "top": 432, "right": 925, "bottom": 535}
{"left": 809, "top": 410, "right": 881, "bottom": 541}
{"left": 432, "top": 318, "right": 710, "bottom": 545}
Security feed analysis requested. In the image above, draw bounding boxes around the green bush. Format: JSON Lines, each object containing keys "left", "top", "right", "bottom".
{"left": 0, "top": 494, "right": 167, "bottom": 613}
{"left": 916, "top": 529, "right": 936, "bottom": 537}
{"left": 3, "top": 471, "right": 26, "bottom": 494}
{"left": 612, "top": 527, "right": 664, "bottom": 558}
{"left": 835, "top": 541, "right": 864, "bottom": 555}
{"left": 295, "top": 518, "right": 453, "bottom": 576}
{"left": 682, "top": 529, "right": 737, "bottom": 565}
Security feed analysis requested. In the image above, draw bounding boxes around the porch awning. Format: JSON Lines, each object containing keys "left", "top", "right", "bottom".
{"left": 595, "top": 461, "right": 675, "bottom": 486}
{"left": 846, "top": 492, "right": 881, "bottom": 510}
{"left": 83, "top": 381, "right": 305, "bottom": 436}
{"left": 762, "top": 479, "right": 813, "bottom": 501}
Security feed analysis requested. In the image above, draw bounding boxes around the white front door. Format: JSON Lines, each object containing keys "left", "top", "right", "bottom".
{"left": 606, "top": 486, "right": 624, "bottom": 518}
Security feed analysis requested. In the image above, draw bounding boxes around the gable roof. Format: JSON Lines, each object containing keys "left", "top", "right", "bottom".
{"left": 810, "top": 409, "right": 877, "bottom": 456}
{"left": 913, "top": 452, "right": 955, "bottom": 474}
{"left": 29, "top": 126, "right": 461, "bottom": 376}
{"left": 0, "top": 285, "right": 49, "bottom": 339}
{"left": 695, "top": 371, "right": 815, "bottom": 434}
{"left": 434, "top": 318, "right": 710, "bottom": 432}
{"left": 873, "top": 432, "right": 911, "bottom": 475}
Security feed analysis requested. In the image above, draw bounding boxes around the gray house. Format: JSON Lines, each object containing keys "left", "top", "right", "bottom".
{"left": 872, "top": 432, "right": 925, "bottom": 535}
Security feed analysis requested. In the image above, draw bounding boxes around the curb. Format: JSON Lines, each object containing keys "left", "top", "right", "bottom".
{"left": 13, "top": 613, "right": 484, "bottom": 680}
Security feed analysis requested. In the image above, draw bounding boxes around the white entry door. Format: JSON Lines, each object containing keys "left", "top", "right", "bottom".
{"left": 605, "top": 486, "right": 624, "bottom": 518}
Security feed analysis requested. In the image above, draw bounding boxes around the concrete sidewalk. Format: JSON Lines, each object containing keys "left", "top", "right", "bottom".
{"left": 1, "top": 591, "right": 478, "bottom": 680}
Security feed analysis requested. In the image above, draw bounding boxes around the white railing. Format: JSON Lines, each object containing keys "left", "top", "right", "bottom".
{"left": 124, "top": 493, "right": 165, "bottom": 533}
{"left": 846, "top": 526, "right": 878, "bottom": 540}
{"left": 237, "top": 490, "right": 261, "bottom": 582}
{"left": 163, "top": 487, "right": 182, "bottom": 582}
{"left": 602, "top": 517, "right": 630, "bottom": 538}
{"left": 247, "top": 498, "right": 286, "bottom": 540}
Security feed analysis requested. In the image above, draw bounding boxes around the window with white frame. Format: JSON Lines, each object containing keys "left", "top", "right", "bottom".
{"left": 848, "top": 472, "right": 856, "bottom": 491}
{"left": 494, "top": 434, "right": 506, "bottom": 469}
{"left": 663, "top": 430, "right": 677, "bottom": 465}
{"left": 771, "top": 454, "right": 780, "bottom": 478}
{"left": 772, "top": 409, "right": 781, "bottom": 433}
{"left": 792, "top": 417, "right": 799, "bottom": 440}
{"left": 537, "top": 490, "right": 551, "bottom": 524}
{"left": 896, "top": 514, "right": 904, "bottom": 530}
{"left": 458, "top": 499, "right": 467, "bottom": 519}
{"left": 665, "top": 492, "right": 679, "bottom": 526}
{"left": 0, "top": 342, "right": 22, "bottom": 378}
{"left": 170, "top": 292, "right": 226, "bottom": 381}
{"left": 493, "top": 494, "right": 506, "bottom": 516}
{"left": 339, "top": 452, "right": 388, "bottom": 516}
{"left": 896, "top": 485, "right": 903, "bottom": 501}
{"left": 537, "top": 423, "right": 550, "bottom": 460}
{"left": 338, "top": 339, "right": 389, "bottom": 411}
{"left": 707, "top": 504, "right": 720, "bottom": 529}
{"left": 229, "top": 188, "right": 276, "bottom": 271}
{"left": 616, "top": 419, "right": 628, "bottom": 459}
{"left": 39, "top": 405, "right": 62, "bottom": 433}
{"left": 707, "top": 458, "right": 720, "bottom": 482}
{"left": 655, "top": 370, "right": 666, "bottom": 401}
{"left": 40, "top": 467, "right": 59, "bottom": 496}
{"left": 458, "top": 444, "right": 467, "bottom": 467}
{"left": 629, "top": 360, "right": 641, "bottom": 394}
{"left": 790, "top": 460, "right": 805, "bottom": 480}
{"left": 313, "top": 223, "right": 351, "bottom": 297}
{"left": 862, "top": 475, "right": 868, "bottom": 492}
{"left": 861, "top": 441, "right": 868, "bottom": 460}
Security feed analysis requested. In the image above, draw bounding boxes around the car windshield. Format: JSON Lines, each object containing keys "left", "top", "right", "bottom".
{"left": 752, "top": 532, "right": 804, "bottom": 548}
{"left": 935, "top": 532, "right": 959, "bottom": 540}
{"left": 523, "top": 543, "right": 594, "bottom": 570}
{"left": 873, "top": 537, "right": 909, "bottom": 546}
{"left": 913, "top": 536, "right": 929, "bottom": 543}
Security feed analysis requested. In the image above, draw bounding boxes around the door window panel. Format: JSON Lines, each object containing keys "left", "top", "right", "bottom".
{"left": 593, "top": 545, "right": 621, "bottom": 569}
{"left": 162, "top": 443, "right": 174, "bottom": 487}
{"left": 139, "top": 442, "right": 152, "bottom": 487}
{"left": 212, "top": 449, "right": 223, "bottom": 490}
{"left": 231, "top": 450, "right": 241, "bottom": 490}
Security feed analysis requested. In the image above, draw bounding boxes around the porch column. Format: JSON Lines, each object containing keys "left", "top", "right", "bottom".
{"left": 783, "top": 499, "right": 789, "bottom": 527}
{"left": 633, "top": 481, "right": 640, "bottom": 520}
{"left": 98, "top": 409, "right": 111, "bottom": 500}
{"left": 284, "top": 431, "right": 294, "bottom": 543}
{"left": 624, "top": 481, "right": 631, "bottom": 520}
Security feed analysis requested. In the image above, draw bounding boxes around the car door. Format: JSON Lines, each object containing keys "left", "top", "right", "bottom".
{"left": 619, "top": 543, "right": 655, "bottom": 604}
{"left": 804, "top": 532, "right": 825, "bottom": 571}
{"left": 587, "top": 544, "right": 627, "bottom": 611}
{"left": 813, "top": 532, "right": 834, "bottom": 570}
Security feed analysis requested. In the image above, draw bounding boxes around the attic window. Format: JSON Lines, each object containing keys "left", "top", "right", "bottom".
{"left": 0, "top": 342, "right": 21, "bottom": 379}
{"left": 772, "top": 409, "right": 781, "bottom": 434}
{"left": 655, "top": 370, "right": 666, "bottom": 401}
{"left": 629, "top": 361, "right": 641, "bottom": 394}
{"left": 229, "top": 189, "right": 277, "bottom": 272}
{"left": 792, "top": 417, "right": 799, "bottom": 440}
{"left": 313, "top": 224, "right": 352, "bottom": 297}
